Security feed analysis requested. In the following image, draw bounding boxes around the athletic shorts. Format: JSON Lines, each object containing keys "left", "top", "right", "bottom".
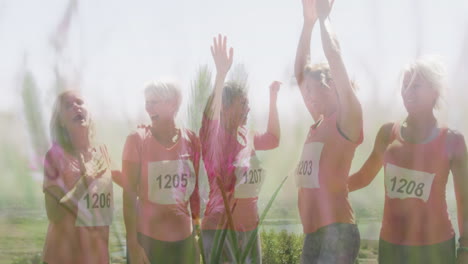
{"left": 300, "top": 223, "right": 360, "bottom": 264}
{"left": 378, "top": 237, "right": 455, "bottom": 264}
{"left": 129, "top": 232, "right": 197, "bottom": 264}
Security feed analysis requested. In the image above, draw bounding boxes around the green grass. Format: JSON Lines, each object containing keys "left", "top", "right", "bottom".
{"left": 0, "top": 208, "right": 379, "bottom": 264}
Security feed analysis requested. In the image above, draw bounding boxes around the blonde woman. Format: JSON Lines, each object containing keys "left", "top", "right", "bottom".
{"left": 42, "top": 90, "right": 115, "bottom": 263}
{"left": 122, "top": 81, "right": 201, "bottom": 264}
{"left": 348, "top": 57, "right": 468, "bottom": 264}
{"left": 294, "top": 0, "right": 363, "bottom": 263}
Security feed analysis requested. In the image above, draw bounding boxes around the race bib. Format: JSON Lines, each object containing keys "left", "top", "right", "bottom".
{"left": 295, "top": 142, "right": 324, "bottom": 189}
{"left": 76, "top": 170, "right": 114, "bottom": 227}
{"left": 234, "top": 155, "right": 265, "bottom": 199}
{"left": 147, "top": 160, "right": 196, "bottom": 205}
{"left": 384, "top": 163, "right": 435, "bottom": 202}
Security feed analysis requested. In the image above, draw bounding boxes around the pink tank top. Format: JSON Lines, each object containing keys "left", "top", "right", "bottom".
{"left": 200, "top": 115, "right": 278, "bottom": 231}
{"left": 122, "top": 127, "right": 201, "bottom": 241}
{"left": 297, "top": 113, "right": 362, "bottom": 233}
{"left": 42, "top": 143, "right": 112, "bottom": 264}
{"left": 381, "top": 123, "right": 454, "bottom": 245}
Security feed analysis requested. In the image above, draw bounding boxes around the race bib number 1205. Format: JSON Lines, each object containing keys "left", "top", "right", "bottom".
{"left": 147, "top": 160, "right": 195, "bottom": 205}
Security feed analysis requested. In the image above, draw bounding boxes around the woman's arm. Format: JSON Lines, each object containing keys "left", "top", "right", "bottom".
{"left": 122, "top": 161, "right": 150, "bottom": 264}
{"left": 448, "top": 131, "right": 468, "bottom": 263}
{"left": 44, "top": 151, "right": 99, "bottom": 222}
{"left": 59, "top": 153, "right": 107, "bottom": 209}
{"left": 317, "top": 0, "right": 363, "bottom": 143}
{"left": 255, "top": 81, "right": 282, "bottom": 150}
{"left": 348, "top": 123, "right": 392, "bottom": 192}
{"left": 44, "top": 186, "right": 68, "bottom": 223}
{"left": 295, "top": 0, "right": 318, "bottom": 87}
{"left": 204, "top": 34, "right": 234, "bottom": 121}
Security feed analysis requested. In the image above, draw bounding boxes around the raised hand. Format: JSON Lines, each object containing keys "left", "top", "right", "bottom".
{"left": 302, "top": 0, "right": 318, "bottom": 24}
{"left": 210, "top": 34, "right": 233, "bottom": 77}
{"left": 79, "top": 152, "right": 107, "bottom": 187}
{"left": 316, "top": 0, "right": 335, "bottom": 20}
{"left": 269, "top": 81, "right": 282, "bottom": 99}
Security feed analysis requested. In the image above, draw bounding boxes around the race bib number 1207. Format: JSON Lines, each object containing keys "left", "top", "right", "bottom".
{"left": 234, "top": 155, "right": 264, "bottom": 199}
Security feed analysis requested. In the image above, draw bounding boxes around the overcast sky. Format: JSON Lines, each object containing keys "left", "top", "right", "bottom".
{"left": 1, "top": 0, "right": 468, "bottom": 128}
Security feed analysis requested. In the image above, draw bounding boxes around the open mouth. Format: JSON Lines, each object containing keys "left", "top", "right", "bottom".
{"left": 73, "top": 113, "right": 86, "bottom": 122}
{"left": 151, "top": 114, "right": 159, "bottom": 121}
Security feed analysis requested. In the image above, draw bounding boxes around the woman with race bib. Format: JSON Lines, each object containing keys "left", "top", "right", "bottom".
{"left": 348, "top": 57, "right": 468, "bottom": 264}
{"left": 294, "top": 0, "right": 363, "bottom": 263}
{"left": 42, "top": 90, "right": 115, "bottom": 264}
{"left": 122, "top": 81, "right": 201, "bottom": 264}
{"left": 199, "top": 35, "right": 281, "bottom": 263}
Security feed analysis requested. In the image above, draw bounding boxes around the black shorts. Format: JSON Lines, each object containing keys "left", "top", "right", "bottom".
{"left": 130, "top": 232, "right": 197, "bottom": 264}
{"left": 301, "top": 223, "right": 360, "bottom": 264}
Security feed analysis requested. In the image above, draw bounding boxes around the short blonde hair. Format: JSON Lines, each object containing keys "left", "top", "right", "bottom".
{"left": 144, "top": 81, "right": 182, "bottom": 110}
{"left": 50, "top": 90, "right": 95, "bottom": 153}
{"left": 401, "top": 56, "right": 447, "bottom": 109}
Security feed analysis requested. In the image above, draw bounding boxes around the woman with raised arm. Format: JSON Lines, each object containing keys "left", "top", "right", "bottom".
{"left": 42, "top": 90, "right": 115, "bottom": 264}
{"left": 199, "top": 35, "right": 281, "bottom": 264}
{"left": 348, "top": 57, "right": 468, "bottom": 264}
{"left": 122, "top": 81, "right": 201, "bottom": 264}
{"left": 294, "top": 0, "right": 363, "bottom": 263}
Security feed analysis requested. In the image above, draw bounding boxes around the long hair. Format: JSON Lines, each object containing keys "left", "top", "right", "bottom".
{"left": 49, "top": 90, "right": 95, "bottom": 153}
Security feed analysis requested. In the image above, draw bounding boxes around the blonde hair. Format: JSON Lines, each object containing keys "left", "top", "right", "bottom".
{"left": 50, "top": 90, "right": 95, "bottom": 153}
{"left": 144, "top": 81, "right": 182, "bottom": 110}
{"left": 304, "top": 62, "right": 333, "bottom": 89}
{"left": 401, "top": 56, "right": 447, "bottom": 109}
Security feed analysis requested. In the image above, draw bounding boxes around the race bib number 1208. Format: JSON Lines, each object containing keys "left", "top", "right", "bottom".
{"left": 384, "top": 163, "right": 435, "bottom": 202}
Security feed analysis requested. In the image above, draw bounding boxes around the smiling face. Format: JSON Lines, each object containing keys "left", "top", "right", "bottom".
{"left": 401, "top": 71, "right": 438, "bottom": 115}
{"left": 145, "top": 93, "right": 178, "bottom": 121}
{"left": 302, "top": 63, "right": 339, "bottom": 119}
{"left": 302, "top": 76, "right": 338, "bottom": 119}
{"left": 144, "top": 81, "right": 181, "bottom": 122}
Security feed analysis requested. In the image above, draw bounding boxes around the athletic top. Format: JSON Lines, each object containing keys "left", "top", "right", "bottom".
{"left": 381, "top": 122, "right": 454, "bottom": 245}
{"left": 200, "top": 115, "right": 278, "bottom": 231}
{"left": 42, "top": 143, "right": 112, "bottom": 264}
{"left": 122, "top": 127, "right": 201, "bottom": 241}
{"left": 297, "top": 113, "right": 362, "bottom": 234}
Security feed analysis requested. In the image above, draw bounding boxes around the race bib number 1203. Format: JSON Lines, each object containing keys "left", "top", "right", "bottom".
{"left": 295, "top": 142, "right": 324, "bottom": 189}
